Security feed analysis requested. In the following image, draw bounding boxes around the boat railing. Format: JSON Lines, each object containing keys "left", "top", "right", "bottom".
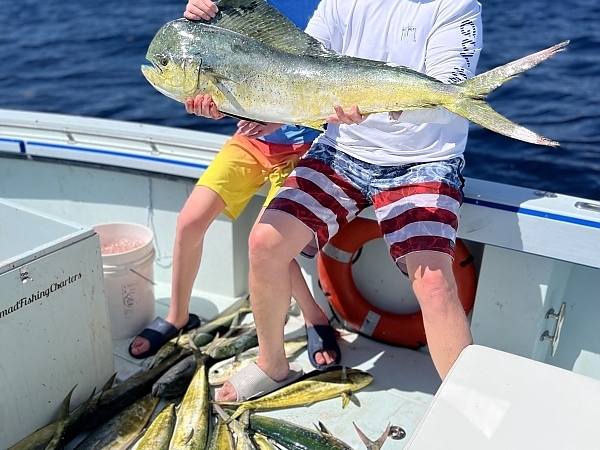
{"left": 0, "top": 108, "right": 228, "bottom": 179}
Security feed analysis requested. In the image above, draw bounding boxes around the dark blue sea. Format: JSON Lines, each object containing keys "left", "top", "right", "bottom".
{"left": 1, "top": 0, "right": 599, "bottom": 200}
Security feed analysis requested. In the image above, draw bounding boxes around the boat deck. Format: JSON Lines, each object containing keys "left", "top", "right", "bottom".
{"left": 108, "top": 281, "right": 442, "bottom": 449}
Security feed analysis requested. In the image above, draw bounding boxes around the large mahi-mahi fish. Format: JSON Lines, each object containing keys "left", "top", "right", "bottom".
{"left": 141, "top": 0, "right": 568, "bottom": 146}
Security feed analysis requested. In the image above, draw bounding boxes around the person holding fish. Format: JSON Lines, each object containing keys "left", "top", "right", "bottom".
{"left": 180, "top": 0, "right": 482, "bottom": 402}
{"left": 129, "top": 0, "right": 342, "bottom": 375}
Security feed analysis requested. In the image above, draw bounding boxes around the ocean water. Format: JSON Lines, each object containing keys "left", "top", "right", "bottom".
{"left": 1, "top": 0, "right": 599, "bottom": 200}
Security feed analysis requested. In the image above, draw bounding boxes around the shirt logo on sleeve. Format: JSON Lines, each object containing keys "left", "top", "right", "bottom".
{"left": 459, "top": 19, "right": 478, "bottom": 67}
{"left": 448, "top": 19, "right": 479, "bottom": 83}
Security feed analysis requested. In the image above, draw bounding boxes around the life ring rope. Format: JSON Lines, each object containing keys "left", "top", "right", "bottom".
{"left": 321, "top": 244, "right": 354, "bottom": 264}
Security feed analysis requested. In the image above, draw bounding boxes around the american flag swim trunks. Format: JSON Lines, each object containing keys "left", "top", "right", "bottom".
{"left": 267, "top": 142, "right": 465, "bottom": 262}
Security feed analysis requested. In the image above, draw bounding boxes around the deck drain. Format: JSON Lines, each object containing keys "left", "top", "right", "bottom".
{"left": 389, "top": 425, "right": 406, "bottom": 440}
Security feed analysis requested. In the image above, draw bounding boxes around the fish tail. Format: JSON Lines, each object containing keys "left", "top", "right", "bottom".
{"left": 446, "top": 40, "right": 569, "bottom": 147}
{"left": 213, "top": 402, "right": 244, "bottom": 422}
{"left": 353, "top": 422, "right": 391, "bottom": 450}
{"left": 226, "top": 406, "right": 245, "bottom": 423}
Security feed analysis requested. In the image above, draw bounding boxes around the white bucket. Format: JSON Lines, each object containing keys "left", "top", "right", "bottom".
{"left": 94, "top": 222, "right": 156, "bottom": 340}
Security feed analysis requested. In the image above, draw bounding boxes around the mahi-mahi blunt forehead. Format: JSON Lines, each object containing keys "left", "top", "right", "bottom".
{"left": 153, "top": 23, "right": 207, "bottom": 101}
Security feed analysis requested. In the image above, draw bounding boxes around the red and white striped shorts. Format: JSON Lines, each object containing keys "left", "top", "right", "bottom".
{"left": 267, "top": 143, "right": 465, "bottom": 262}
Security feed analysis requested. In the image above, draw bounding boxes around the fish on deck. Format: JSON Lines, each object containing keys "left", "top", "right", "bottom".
{"left": 141, "top": 0, "right": 568, "bottom": 146}
{"left": 216, "top": 367, "right": 374, "bottom": 421}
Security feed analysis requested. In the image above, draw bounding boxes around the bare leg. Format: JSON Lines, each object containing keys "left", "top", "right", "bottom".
{"left": 251, "top": 208, "right": 336, "bottom": 366}
{"left": 289, "top": 258, "right": 336, "bottom": 367}
{"left": 217, "top": 210, "right": 314, "bottom": 401}
{"left": 129, "top": 186, "right": 225, "bottom": 356}
{"left": 405, "top": 251, "right": 472, "bottom": 379}
{"left": 288, "top": 258, "right": 329, "bottom": 328}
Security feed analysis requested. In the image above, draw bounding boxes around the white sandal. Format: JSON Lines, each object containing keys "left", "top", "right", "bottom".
{"left": 225, "top": 361, "right": 304, "bottom": 402}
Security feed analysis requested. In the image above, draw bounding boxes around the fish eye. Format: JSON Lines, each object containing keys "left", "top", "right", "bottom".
{"left": 158, "top": 55, "right": 169, "bottom": 67}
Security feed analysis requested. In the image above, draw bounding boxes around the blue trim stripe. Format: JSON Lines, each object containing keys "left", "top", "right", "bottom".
{"left": 463, "top": 197, "right": 600, "bottom": 230}
{"left": 26, "top": 140, "right": 210, "bottom": 170}
{"left": 0, "top": 137, "right": 26, "bottom": 153}
{"left": 3, "top": 138, "right": 599, "bottom": 230}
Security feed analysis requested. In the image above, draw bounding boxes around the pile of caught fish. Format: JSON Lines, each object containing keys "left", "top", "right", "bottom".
{"left": 9, "top": 299, "right": 387, "bottom": 450}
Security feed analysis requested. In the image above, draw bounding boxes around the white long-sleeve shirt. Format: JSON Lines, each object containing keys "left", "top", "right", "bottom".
{"left": 305, "top": 0, "right": 483, "bottom": 165}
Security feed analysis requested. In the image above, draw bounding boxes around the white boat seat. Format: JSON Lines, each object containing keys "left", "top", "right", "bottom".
{"left": 405, "top": 344, "right": 600, "bottom": 450}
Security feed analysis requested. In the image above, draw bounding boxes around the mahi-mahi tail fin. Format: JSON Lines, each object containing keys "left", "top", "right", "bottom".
{"left": 446, "top": 40, "right": 569, "bottom": 147}
{"left": 353, "top": 422, "right": 391, "bottom": 450}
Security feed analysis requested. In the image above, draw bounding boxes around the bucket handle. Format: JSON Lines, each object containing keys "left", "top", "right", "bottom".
{"left": 130, "top": 268, "right": 156, "bottom": 285}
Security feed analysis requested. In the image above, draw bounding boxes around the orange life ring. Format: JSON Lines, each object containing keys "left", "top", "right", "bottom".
{"left": 317, "top": 217, "right": 477, "bottom": 349}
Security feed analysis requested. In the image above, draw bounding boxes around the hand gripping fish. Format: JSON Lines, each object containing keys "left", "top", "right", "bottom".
{"left": 142, "top": 0, "right": 568, "bottom": 146}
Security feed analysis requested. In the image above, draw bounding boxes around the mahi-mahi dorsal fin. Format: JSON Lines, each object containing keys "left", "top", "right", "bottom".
{"left": 208, "top": 0, "right": 335, "bottom": 57}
